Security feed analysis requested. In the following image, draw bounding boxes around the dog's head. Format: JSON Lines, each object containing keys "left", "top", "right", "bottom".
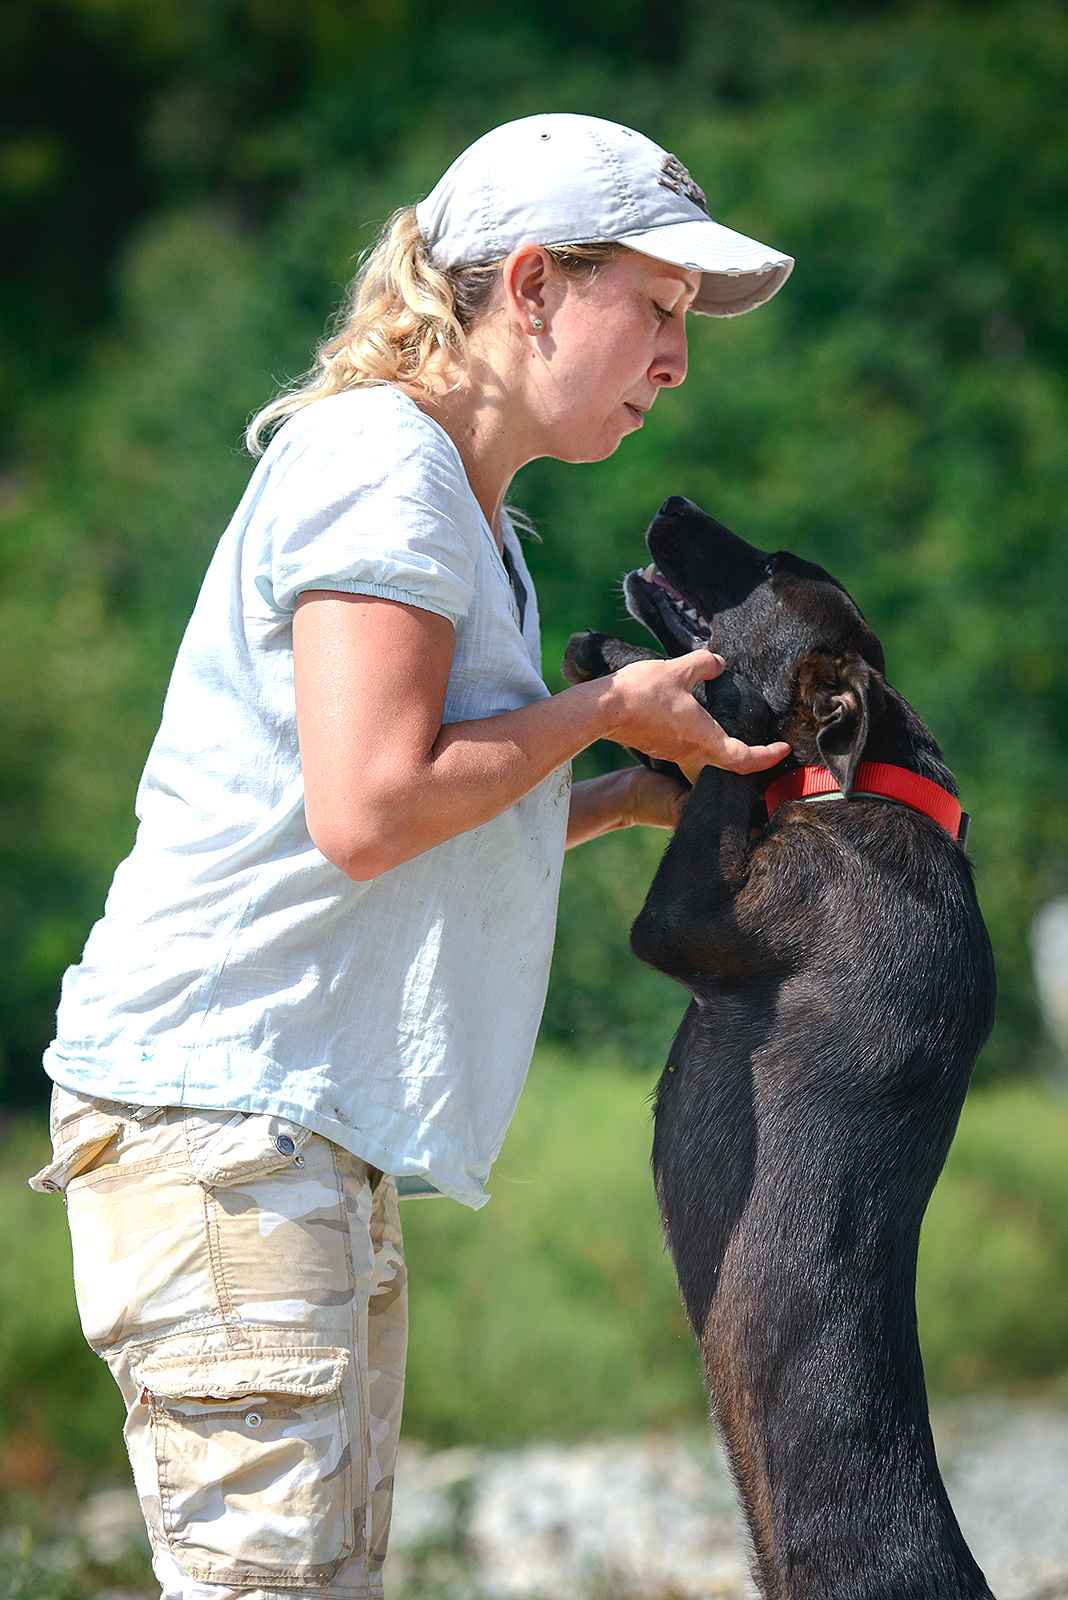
{"left": 624, "top": 496, "right": 886, "bottom": 796}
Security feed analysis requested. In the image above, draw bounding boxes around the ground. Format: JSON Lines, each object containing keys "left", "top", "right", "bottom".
{"left": 6, "top": 1399, "right": 1066, "bottom": 1600}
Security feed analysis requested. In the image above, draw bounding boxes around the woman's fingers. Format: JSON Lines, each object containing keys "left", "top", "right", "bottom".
{"left": 673, "top": 649, "right": 790, "bottom": 770}
{"left": 680, "top": 733, "right": 792, "bottom": 783}
{"left": 623, "top": 765, "right": 689, "bottom": 830}
{"left": 704, "top": 706, "right": 793, "bottom": 773}
{"left": 604, "top": 647, "right": 791, "bottom": 777}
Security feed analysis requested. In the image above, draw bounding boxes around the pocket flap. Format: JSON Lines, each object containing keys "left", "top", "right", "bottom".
{"left": 29, "top": 1092, "right": 126, "bottom": 1194}
{"left": 189, "top": 1112, "right": 314, "bottom": 1188}
{"left": 135, "top": 1346, "right": 348, "bottom": 1402}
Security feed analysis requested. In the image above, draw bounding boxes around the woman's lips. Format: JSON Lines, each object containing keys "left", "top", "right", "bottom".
{"left": 624, "top": 403, "right": 645, "bottom": 426}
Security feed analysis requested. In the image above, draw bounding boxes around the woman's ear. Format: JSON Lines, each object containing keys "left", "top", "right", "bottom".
{"left": 501, "top": 243, "right": 554, "bottom": 334}
{"left": 797, "top": 651, "right": 875, "bottom": 797}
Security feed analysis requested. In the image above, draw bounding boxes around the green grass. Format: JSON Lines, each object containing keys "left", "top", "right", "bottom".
{"left": 0, "top": 1123, "right": 130, "bottom": 1483}
{"left": 404, "top": 1060, "right": 1068, "bottom": 1438}
{"left": 0, "top": 1524, "right": 155, "bottom": 1600}
{"left": 0, "top": 1057, "right": 1066, "bottom": 1493}
{"left": 401, "top": 1048, "right": 703, "bottom": 1444}
{"left": 917, "top": 1084, "right": 1068, "bottom": 1393}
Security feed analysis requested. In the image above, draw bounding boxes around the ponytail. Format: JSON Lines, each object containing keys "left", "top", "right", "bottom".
{"left": 246, "top": 208, "right": 622, "bottom": 456}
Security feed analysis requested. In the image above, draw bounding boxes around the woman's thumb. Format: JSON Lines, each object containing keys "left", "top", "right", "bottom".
{"left": 680, "top": 648, "right": 726, "bottom": 685}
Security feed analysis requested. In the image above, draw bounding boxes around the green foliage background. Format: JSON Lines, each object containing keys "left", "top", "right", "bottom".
{"left": 2, "top": 0, "right": 1067, "bottom": 1098}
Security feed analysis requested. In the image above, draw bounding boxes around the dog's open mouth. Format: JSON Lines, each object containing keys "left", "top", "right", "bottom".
{"left": 623, "top": 565, "right": 712, "bottom": 656}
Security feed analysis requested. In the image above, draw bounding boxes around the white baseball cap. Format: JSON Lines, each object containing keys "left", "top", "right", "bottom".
{"left": 415, "top": 113, "right": 794, "bottom": 318}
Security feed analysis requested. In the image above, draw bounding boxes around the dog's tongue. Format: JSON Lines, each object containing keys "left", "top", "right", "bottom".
{"left": 644, "top": 564, "right": 689, "bottom": 606}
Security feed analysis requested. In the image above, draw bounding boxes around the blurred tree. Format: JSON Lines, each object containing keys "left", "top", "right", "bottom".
{"left": 0, "top": 0, "right": 1065, "bottom": 1100}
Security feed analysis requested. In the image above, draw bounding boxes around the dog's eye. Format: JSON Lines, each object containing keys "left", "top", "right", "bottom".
{"left": 762, "top": 558, "right": 776, "bottom": 578}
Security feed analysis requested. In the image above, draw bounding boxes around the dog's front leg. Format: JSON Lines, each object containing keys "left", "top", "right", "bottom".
{"left": 561, "top": 629, "right": 664, "bottom": 684}
{"left": 640, "top": 766, "right": 786, "bottom": 1589}
{"left": 631, "top": 764, "right": 775, "bottom": 986}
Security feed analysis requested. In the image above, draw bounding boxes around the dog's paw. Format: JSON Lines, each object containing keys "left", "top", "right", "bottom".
{"left": 562, "top": 631, "right": 612, "bottom": 684}
{"left": 562, "top": 631, "right": 664, "bottom": 685}
{"left": 696, "top": 670, "right": 773, "bottom": 745}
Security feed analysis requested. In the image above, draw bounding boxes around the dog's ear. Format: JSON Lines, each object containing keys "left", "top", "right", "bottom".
{"left": 797, "top": 651, "right": 874, "bottom": 797}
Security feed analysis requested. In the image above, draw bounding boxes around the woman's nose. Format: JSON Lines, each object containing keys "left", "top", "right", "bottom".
{"left": 654, "top": 320, "right": 689, "bottom": 388}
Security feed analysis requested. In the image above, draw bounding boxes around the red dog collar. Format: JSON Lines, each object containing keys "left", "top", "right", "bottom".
{"left": 765, "top": 762, "right": 969, "bottom": 845}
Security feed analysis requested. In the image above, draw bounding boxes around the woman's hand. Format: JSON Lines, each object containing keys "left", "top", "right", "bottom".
{"left": 599, "top": 648, "right": 790, "bottom": 784}
{"left": 565, "top": 765, "right": 687, "bottom": 847}
{"left": 623, "top": 765, "right": 689, "bottom": 829}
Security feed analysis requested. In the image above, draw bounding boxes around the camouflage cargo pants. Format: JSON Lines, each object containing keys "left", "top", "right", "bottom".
{"left": 31, "top": 1086, "right": 407, "bottom": 1600}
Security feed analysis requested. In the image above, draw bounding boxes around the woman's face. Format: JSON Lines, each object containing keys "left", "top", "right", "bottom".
{"left": 516, "top": 249, "right": 700, "bottom": 464}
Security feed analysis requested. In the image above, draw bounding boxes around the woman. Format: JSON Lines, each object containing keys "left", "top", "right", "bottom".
{"left": 33, "top": 114, "right": 792, "bottom": 1600}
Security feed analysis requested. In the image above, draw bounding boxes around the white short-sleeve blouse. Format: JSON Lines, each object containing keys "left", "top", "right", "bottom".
{"left": 43, "top": 387, "right": 572, "bottom": 1208}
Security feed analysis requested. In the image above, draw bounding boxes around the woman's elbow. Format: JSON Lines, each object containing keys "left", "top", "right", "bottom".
{"left": 306, "top": 816, "right": 404, "bottom": 883}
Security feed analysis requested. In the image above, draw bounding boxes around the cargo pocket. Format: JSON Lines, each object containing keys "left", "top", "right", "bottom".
{"left": 135, "top": 1344, "right": 354, "bottom": 1587}
{"left": 29, "top": 1088, "right": 126, "bottom": 1194}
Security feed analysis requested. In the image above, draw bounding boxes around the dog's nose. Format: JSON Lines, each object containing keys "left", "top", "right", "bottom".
{"left": 659, "top": 496, "right": 687, "bottom": 517}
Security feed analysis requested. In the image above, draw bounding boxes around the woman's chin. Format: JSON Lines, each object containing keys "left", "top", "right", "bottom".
{"left": 552, "top": 425, "right": 629, "bottom": 465}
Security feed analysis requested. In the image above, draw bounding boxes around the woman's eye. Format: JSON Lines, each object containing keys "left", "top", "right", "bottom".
{"left": 654, "top": 303, "right": 673, "bottom": 322}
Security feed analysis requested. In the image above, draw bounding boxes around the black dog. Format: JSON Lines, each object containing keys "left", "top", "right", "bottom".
{"left": 563, "top": 497, "right": 997, "bottom": 1600}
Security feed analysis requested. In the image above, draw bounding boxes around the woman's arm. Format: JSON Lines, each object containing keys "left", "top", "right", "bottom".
{"left": 565, "top": 767, "right": 686, "bottom": 847}
{"left": 293, "top": 591, "right": 787, "bottom": 880}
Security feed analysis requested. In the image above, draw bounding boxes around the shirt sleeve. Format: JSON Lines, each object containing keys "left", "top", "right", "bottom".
{"left": 258, "top": 391, "right": 480, "bottom": 624}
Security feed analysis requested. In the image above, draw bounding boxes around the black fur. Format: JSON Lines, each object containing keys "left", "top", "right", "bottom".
{"left": 562, "top": 497, "right": 997, "bottom": 1600}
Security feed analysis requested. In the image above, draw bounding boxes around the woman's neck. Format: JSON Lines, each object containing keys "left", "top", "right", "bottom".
{"left": 402, "top": 347, "right": 535, "bottom": 550}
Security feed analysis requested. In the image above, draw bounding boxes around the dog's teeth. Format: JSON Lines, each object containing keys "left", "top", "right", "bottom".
{"left": 643, "top": 563, "right": 657, "bottom": 581}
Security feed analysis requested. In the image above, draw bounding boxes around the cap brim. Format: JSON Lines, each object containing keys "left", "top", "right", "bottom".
{"left": 615, "top": 219, "right": 794, "bottom": 317}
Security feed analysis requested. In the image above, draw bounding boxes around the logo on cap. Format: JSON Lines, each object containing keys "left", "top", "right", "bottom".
{"left": 658, "top": 154, "right": 709, "bottom": 216}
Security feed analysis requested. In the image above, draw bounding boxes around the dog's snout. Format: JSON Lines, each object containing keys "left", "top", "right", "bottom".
{"left": 659, "top": 496, "right": 688, "bottom": 517}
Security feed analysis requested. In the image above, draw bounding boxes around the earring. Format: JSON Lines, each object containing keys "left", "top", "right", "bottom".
{"left": 531, "top": 318, "right": 544, "bottom": 332}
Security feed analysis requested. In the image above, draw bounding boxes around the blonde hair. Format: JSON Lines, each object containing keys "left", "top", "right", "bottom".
{"left": 246, "top": 207, "right": 624, "bottom": 456}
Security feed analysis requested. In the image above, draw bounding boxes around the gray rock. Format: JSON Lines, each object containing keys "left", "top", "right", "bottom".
{"left": 388, "top": 1403, "right": 1068, "bottom": 1599}
{"left": 1031, "top": 897, "right": 1068, "bottom": 1070}
{"left": 469, "top": 1435, "right": 753, "bottom": 1600}
{"left": 939, "top": 1401, "right": 1068, "bottom": 1600}
{"left": 75, "top": 1485, "right": 151, "bottom": 1565}
{"left": 390, "top": 1441, "right": 483, "bottom": 1550}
